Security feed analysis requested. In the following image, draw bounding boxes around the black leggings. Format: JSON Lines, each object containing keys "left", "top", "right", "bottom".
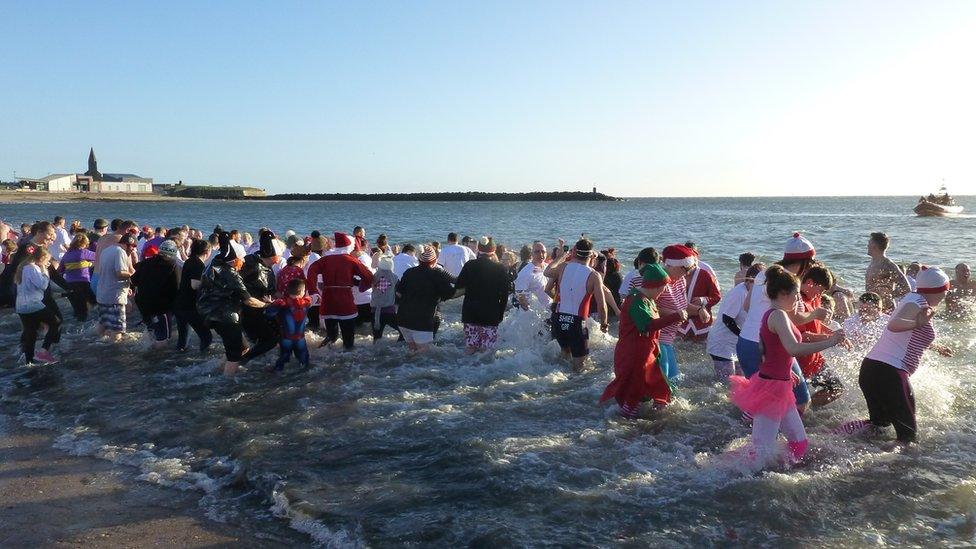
{"left": 175, "top": 309, "right": 212, "bottom": 351}
{"left": 859, "top": 358, "right": 917, "bottom": 442}
{"left": 66, "top": 281, "right": 96, "bottom": 321}
{"left": 325, "top": 318, "right": 356, "bottom": 349}
{"left": 210, "top": 320, "right": 245, "bottom": 362}
{"left": 19, "top": 306, "right": 62, "bottom": 363}
{"left": 372, "top": 311, "right": 398, "bottom": 340}
{"left": 240, "top": 306, "right": 280, "bottom": 362}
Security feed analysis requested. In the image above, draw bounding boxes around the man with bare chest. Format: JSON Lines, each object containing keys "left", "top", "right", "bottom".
{"left": 947, "top": 263, "right": 976, "bottom": 317}
{"left": 865, "top": 232, "right": 911, "bottom": 312}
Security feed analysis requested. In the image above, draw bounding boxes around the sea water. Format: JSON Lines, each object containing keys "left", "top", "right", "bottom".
{"left": 0, "top": 196, "right": 975, "bottom": 546}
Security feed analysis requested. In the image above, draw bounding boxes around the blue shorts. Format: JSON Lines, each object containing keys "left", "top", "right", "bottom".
{"left": 659, "top": 342, "right": 679, "bottom": 380}
{"left": 737, "top": 338, "right": 762, "bottom": 378}
{"left": 737, "top": 338, "right": 809, "bottom": 405}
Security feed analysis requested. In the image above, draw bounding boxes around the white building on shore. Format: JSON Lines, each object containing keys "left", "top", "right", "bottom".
{"left": 19, "top": 148, "right": 153, "bottom": 193}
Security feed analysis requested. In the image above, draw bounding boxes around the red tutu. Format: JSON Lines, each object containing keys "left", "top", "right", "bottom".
{"left": 729, "top": 375, "right": 796, "bottom": 420}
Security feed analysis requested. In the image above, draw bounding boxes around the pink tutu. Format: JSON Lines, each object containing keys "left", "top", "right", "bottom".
{"left": 729, "top": 375, "right": 796, "bottom": 420}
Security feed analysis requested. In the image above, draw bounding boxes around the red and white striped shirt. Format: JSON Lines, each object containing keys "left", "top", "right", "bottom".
{"left": 867, "top": 293, "right": 936, "bottom": 375}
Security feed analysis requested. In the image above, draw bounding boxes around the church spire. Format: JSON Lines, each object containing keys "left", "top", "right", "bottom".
{"left": 85, "top": 147, "right": 101, "bottom": 179}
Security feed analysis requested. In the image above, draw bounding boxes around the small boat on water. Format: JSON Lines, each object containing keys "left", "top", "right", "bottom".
{"left": 914, "top": 184, "right": 964, "bottom": 217}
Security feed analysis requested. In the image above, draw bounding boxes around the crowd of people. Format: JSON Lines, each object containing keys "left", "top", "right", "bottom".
{"left": 0, "top": 215, "right": 971, "bottom": 468}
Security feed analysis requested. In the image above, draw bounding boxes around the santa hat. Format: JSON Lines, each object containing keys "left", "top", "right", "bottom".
{"left": 419, "top": 245, "right": 437, "bottom": 264}
{"left": 783, "top": 232, "right": 816, "bottom": 262}
{"left": 258, "top": 230, "right": 277, "bottom": 259}
{"left": 916, "top": 266, "right": 951, "bottom": 294}
{"left": 330, "top": 231, "right": 354, "bottom": 254}
{"left": 478, "top": 236, "right": 496, "bottom": 255}
{"left": 641, "top": 263, "right": 671, "bottom": 289}
{"left": 662, "top": 244, "right": 696, "bottom": 268}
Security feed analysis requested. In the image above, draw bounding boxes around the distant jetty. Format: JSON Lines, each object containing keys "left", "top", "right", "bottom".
{"left": 261, "top": 191, "right": 622, "bottom": 202}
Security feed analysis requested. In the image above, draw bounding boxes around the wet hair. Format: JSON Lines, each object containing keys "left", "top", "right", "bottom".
{"left": 353, "top": 226, "right": 364, "bottom": 235}
{"left": 310, "top": 230, "right": 321, "bottom": 239}
{"left": 15, "top": 245, "right": 51, "bottom": 285}
{"left": 448, "top": 232, "right": 458, "bottom": 243}
{"left": 376, "top": 234, "right": 388, "bottom": 247}
{"left": 684, "top": 241, "right": 697, "bottom": 251}
{"left": 496, "top": 243, "right": 507, "bottom": 258}
{"left": 68, "top": 232, "right": 89, "bottom": 250}
{"left": 765, "top": 264, "right": 800, "bottom": 300}
{"left": 858, "top": 292, "right": 881, "bottom": 305}
{"left": 634, "top": 247, "right": 659, "bottom": 269}
{"left": 745, "top": 263, "right": 765, "bottom": 280}
{"left": 870, "top": 232, "right": 889, "bottom": 251}
{"left": 739, "top": 252, "right": 756, "bottom": 267}
{"left": 286, "top": 277, "right": 306, "bottom": 296}
{"left": 190, "top": 238, "right": 211, "bottom": 257}
{"left": 402, "top": 243, "right": 416, "bottom": 254}
{"left": 519, "top": 244, "right": 532, "bottom": 263}
{"left": 802, "top": 265, "right": 834, "bottom": 289}
{"left": 574, "top": 238, "right": 593, "bottom": 259}
{"left": 54, "top": 216, "right": 65, "bottom": 224}
{"left": 820, "top": 293, "right": 835, "bottom": 310}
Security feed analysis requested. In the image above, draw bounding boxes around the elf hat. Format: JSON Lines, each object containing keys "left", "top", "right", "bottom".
{"left": 662, "top": 244, "right": 696, "bottom": 268}
{"left": 916, "top": 266, "right": 950, "bottom": 294}
{"left": 641, "top": 263, "right": 672, "bottom": 289}
{"left": 783, "top": 232, "right": 816, "bottom": 262}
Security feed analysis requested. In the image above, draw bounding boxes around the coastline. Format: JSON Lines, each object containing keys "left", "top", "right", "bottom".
{"left": 0, "top": 191, "right": 205, "bottom": 203}
{"left": 0, "top": 414, "right": 303, "bottom": 547}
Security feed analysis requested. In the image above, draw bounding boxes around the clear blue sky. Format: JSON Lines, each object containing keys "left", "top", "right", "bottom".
{"left": 3, "top": 1, "right": 974, "bottom": 196}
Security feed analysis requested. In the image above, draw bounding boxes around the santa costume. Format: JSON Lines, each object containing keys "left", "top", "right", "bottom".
{"left": 600, "top": 264, "right": 685, "bottom": 418}
{"left": 306, "top": 232, "right": 374, "bottom": 349}
{"left": 679, "top": 248, "right": 722, "bottom": 340}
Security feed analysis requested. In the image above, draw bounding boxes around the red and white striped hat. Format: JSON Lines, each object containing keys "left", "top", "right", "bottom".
{"left": 916, "top": 266, "right": 950, "bottom": 294}
{"left": 662, "top": 244, "right": 697, "bottom": 268}
{"left": 783, "top": 232, "right": 816, "bottom": 262}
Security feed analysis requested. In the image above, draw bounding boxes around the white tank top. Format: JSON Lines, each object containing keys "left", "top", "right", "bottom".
{"left": 739, "top": 269, "right": 770, "bottom": 343}
{"left": 867, "top": 293, "right": 936, "bottom": 375}
{"left": 557, "top": 262, "right": 594, "bottom": 317}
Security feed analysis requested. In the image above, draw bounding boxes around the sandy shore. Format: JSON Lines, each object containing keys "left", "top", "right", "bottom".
{"left": 0, "top": 415, "right": 304, "bottom": 547}
{"left": 0, "top": 191, "right": 204, "bottom": 203}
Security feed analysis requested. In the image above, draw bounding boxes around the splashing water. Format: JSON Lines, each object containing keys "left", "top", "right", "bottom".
{"left": 1, "top": 196, "right": 975, "bottom": 546}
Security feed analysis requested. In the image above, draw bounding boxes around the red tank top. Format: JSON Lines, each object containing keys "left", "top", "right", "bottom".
{"left": 758, "top": 309, "right": 801, "bottom": 380}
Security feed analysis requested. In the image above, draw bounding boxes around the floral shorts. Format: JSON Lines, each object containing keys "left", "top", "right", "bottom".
{"left": 463, "top": 323, "right": 498, "bottom": 349}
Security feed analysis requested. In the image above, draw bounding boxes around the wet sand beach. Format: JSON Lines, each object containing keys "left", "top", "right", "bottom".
{"left": 0, "top": 415, "right": 303, "bottom": 547}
